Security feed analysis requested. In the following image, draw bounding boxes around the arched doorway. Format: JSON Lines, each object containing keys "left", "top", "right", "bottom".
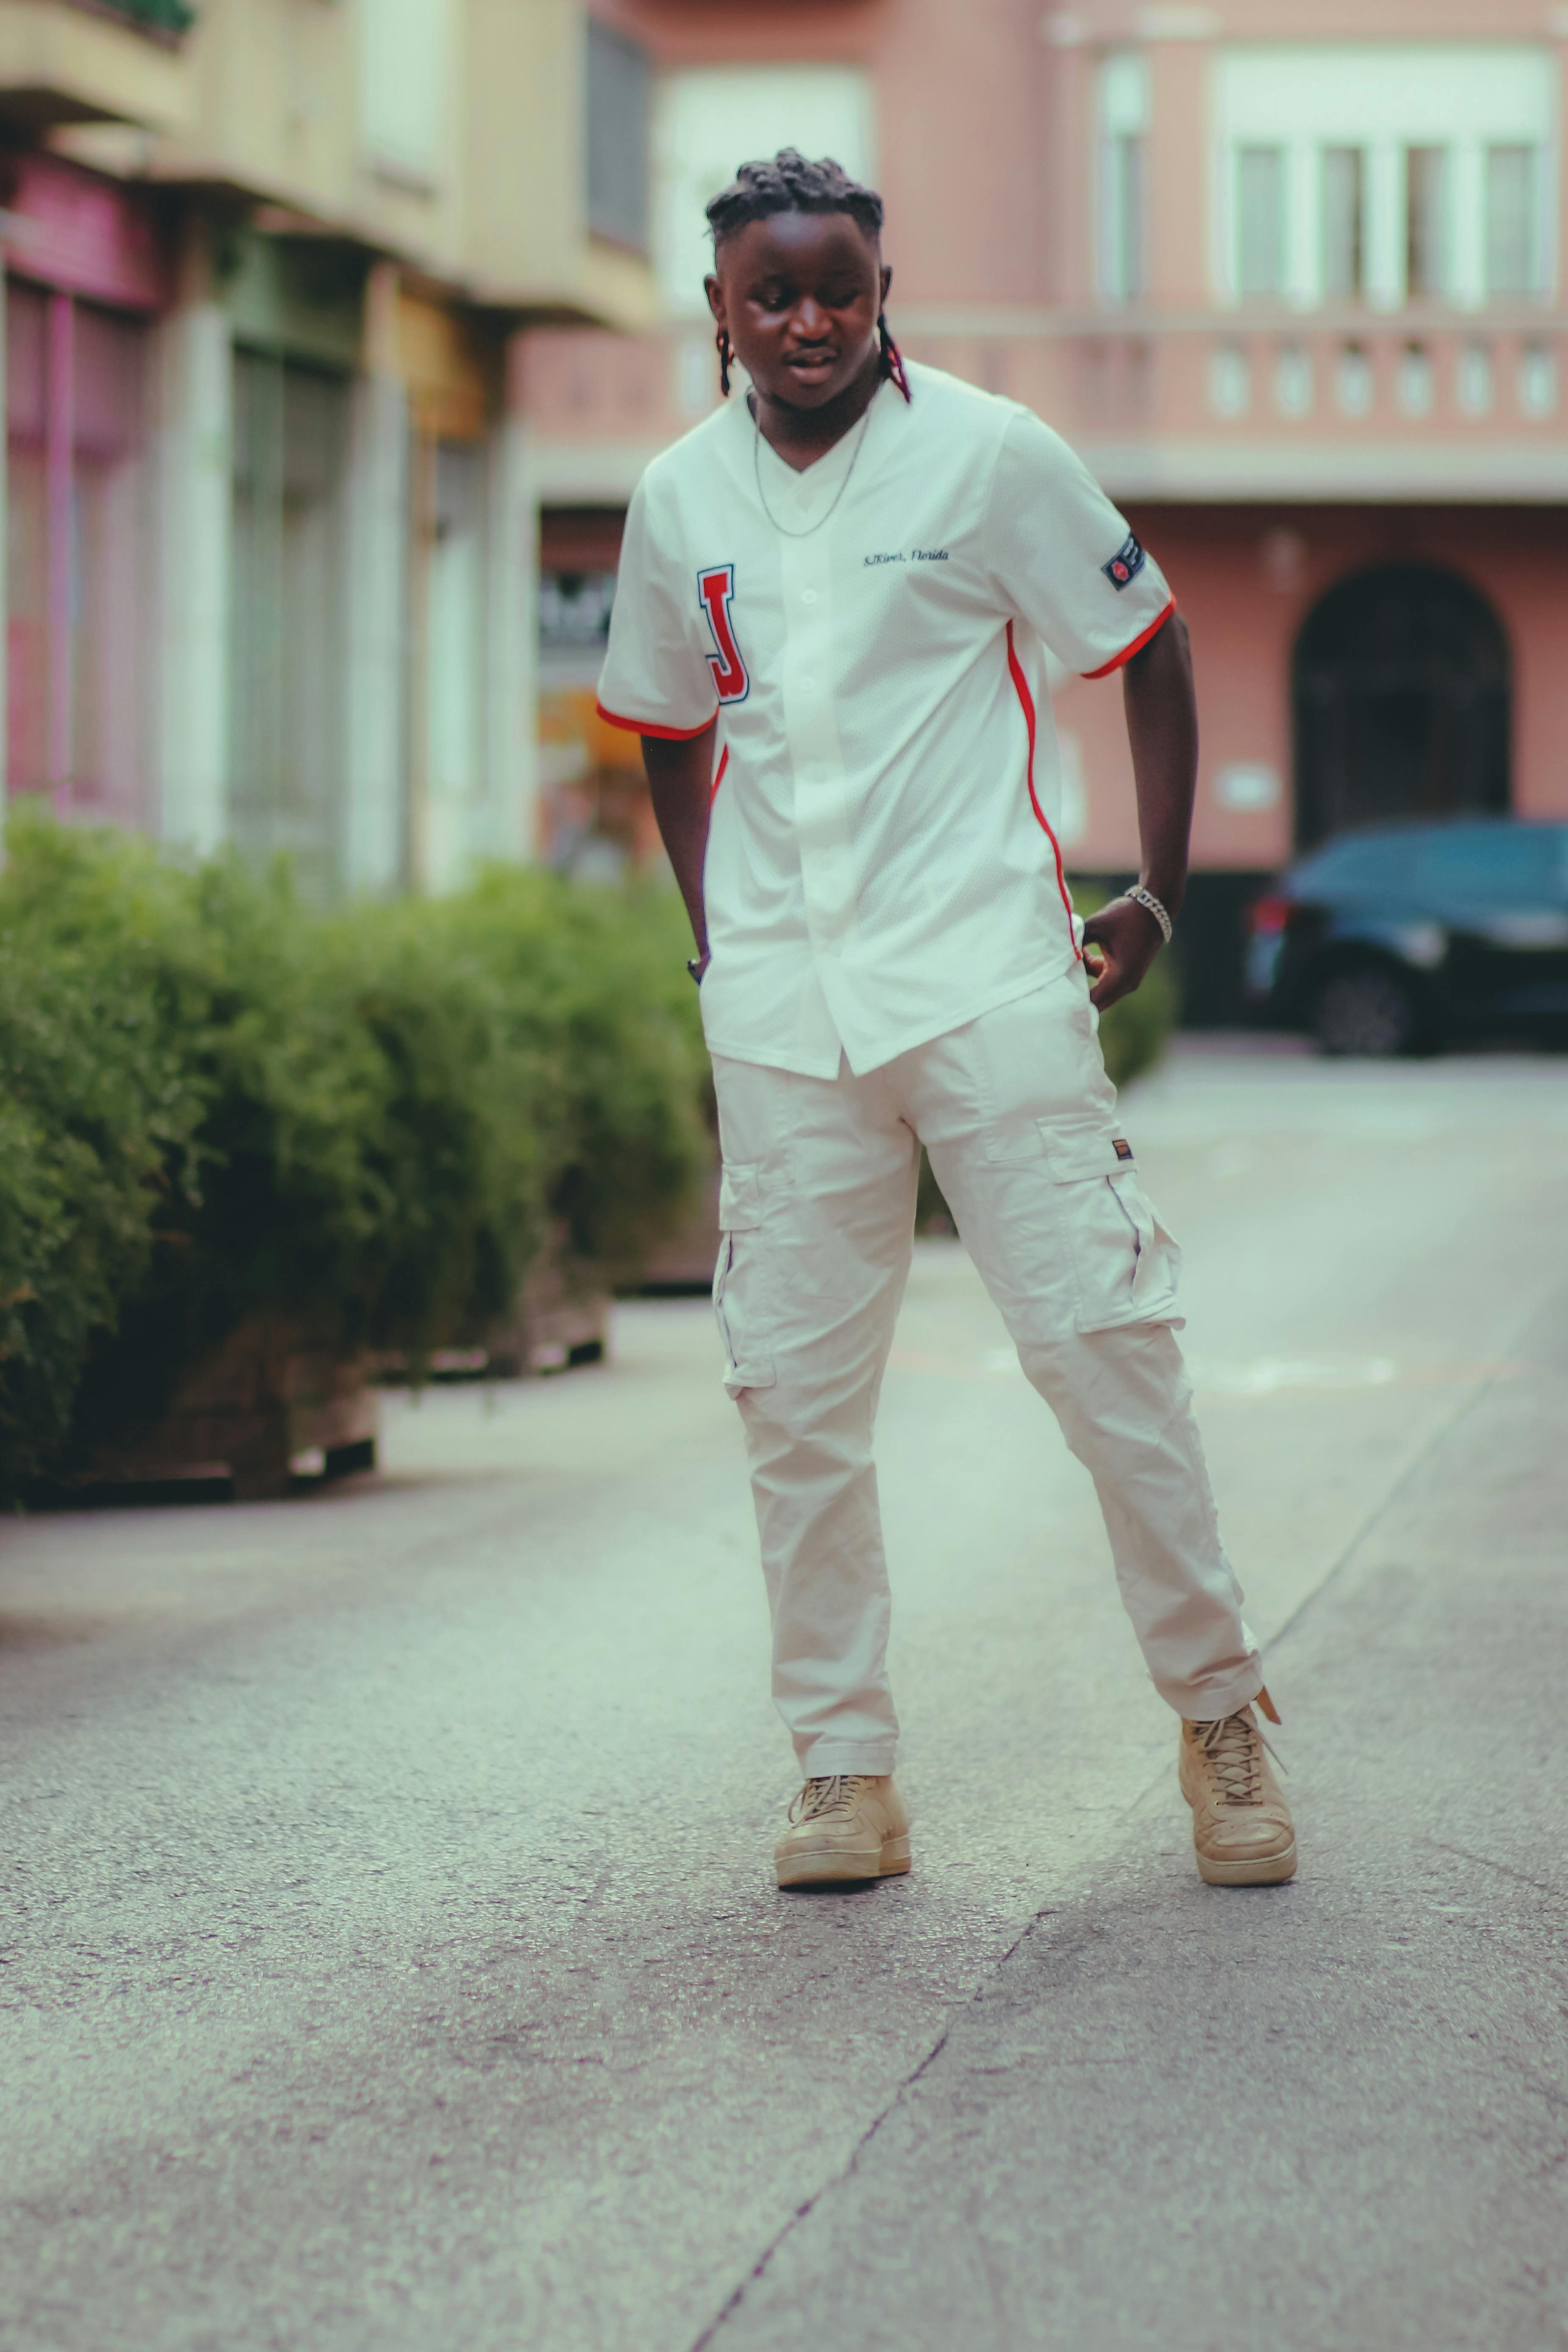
{"left": 1292, "top": 564, "right": 1510, "bottom": 850}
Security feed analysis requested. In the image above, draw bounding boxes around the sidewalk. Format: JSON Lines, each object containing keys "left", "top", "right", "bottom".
{"left": 2, "top": 1046, "right": 1566, "bottom": 2352}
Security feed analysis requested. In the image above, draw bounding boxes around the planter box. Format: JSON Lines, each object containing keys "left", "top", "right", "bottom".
{"left": 636, "top": 1153, "right": 720, "bottom": 1295}
{"left": 374, "top": 1241, "right": 612, "bottom": 1387}
{"left": 76, "top": 1315, "right": 379, "bottom": 1502}
{"left": 481, "top": 1247, "right": 610, "bottom": 1378}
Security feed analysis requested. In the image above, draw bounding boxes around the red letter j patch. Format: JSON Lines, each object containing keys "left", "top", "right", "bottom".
{"left": 697, "top": 564, "right": 750, "bottom": 704}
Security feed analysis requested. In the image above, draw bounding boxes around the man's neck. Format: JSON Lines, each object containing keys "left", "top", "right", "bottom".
{"left": 750, "top": 350, "right": 883, "bottom": 474}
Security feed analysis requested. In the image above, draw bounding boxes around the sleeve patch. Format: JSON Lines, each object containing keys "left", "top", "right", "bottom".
{"left": 1102, "top": 535, "right": 1146, "bottom": 592}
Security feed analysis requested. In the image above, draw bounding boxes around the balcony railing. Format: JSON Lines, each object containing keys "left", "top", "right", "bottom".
{"left": 1186, "top": 326, "right": 1554, "bottom": 435}
{"left": 519, "top": 311, "right": 1568, "bottom": 504}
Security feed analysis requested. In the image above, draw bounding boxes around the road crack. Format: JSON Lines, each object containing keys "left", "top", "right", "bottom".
{"left": 687, "top": 1902, "right": 1050, "bottom": 2348}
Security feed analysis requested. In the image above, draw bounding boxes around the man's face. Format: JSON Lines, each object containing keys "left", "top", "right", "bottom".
{"left": 706, "top": 211, "right": 891, "bottom": 411}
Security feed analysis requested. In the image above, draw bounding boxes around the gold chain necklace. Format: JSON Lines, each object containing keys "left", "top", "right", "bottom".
{"left": 751, "top": 398, "right": 874, "bottom": 540}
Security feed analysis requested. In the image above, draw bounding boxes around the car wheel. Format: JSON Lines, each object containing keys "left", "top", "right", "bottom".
{"left": 1313, "top": 965, "right": 1424, "bottom": 1057}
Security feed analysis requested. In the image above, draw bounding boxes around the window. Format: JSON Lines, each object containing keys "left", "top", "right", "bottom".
{"left": 1099, "top": 54, "right": 1149, "bottom": 307}
{"left": 587, "top": 20, "right": 651, "bottom": 253}
{"left": 423, "top": 441, "right": 486, "bottom": 894}
{"left": 1321, "top": 147, "right": 1364, "bottom": 300}
{"left": 1293, "top": 834, "right": 1419, "bottom": 896}
{"left": 6, "top": 286, "right": 151, "bottom": 824}
{"left": 1405, "top": 147, "right": 1448, "bottom": 300}
{"left": 1236, "top": 146, "right": 1285, "bottom": 299}
{"left": 1215, "top": 47, "right": 1555, "bottom": 309}
{"left": 1415, "top": 827, "right": 1558, "bottom": 903}
{"left": 1486, "top": 145, "right": 1538, "bottom": 297}
{"left": 653, "top": 67, "right": 875, "bottom": 317}
{"left": 1103, "top": 136, "right": 1144, "bottom": 303}
{"left": 540, "top": 572, "right": 616, "bottom": 666}
{"left": 360, "top": 0, "right": 449, "bottom": 184}
{"left": 230, "top": 354, "right": 350, "bottom": 897}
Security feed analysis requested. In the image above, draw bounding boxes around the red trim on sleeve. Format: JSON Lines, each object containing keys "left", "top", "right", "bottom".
{"left": 709, "top": 744, "right": 729, "bottom": 805}
{"left": 1006, "top": 622, "right": 1082, "bottom": 964}
{"left": 596, "top": 701, "right": 718, "bottom": 740}
{"left": 1080, "top": 597, "right": 1177, "bottom": 681}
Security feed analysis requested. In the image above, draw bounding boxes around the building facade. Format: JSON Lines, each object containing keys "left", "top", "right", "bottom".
{"left": 0, "top": 0, "right": 660, "bottom": 894}
{"left": 524, "top": 0, "right": 1568, "bottom": 1016}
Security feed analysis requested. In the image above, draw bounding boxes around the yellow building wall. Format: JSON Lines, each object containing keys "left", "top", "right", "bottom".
{"left": 8, "top": 0, "right": 657, "bottom": 327}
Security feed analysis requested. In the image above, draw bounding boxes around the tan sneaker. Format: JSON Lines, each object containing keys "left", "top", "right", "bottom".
{"left": 1179, "top": 1690, "right": 1297, "bottom": 1886}
{"left": 774, "top": 1775, "right": 911, "bottom": 1888}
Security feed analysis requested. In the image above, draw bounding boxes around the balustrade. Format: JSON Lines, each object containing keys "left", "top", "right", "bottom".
{"left": 1197, "top": 326, "right": 1560, "bottom": 429}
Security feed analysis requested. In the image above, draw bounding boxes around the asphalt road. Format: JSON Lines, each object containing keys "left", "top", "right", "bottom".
{"left": 3, "top": 1039, "right": 1567, "bottom": 2352}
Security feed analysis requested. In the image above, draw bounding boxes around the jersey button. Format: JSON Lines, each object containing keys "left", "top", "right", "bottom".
{"left": 801, "top": 590, "right": 818, "bottom": 605}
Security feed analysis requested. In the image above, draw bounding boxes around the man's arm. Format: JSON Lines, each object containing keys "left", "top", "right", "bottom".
{"left": 1079, "top": 611, "right": 1198, "bottom": 1011}
{"left": 642, "top": 723, "right": 718, "bottom": 974}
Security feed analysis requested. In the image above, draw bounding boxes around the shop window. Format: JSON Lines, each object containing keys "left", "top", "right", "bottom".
{"left": 535, "top": 505, "right": 658, "bottom": 876}
{"left": 587, "top": 20, "right": 651, "bottom": 252}
{"left": 1236, "top": 146, "right": 1285, "bottom": 300}
{"left": 5, "top": 285, "right": 150, "bottom": 823}
{"left": 540, "top": 570, "right": 616, "bottom": 667}
{"left": 230, "top": 351, "right": 350, "bottom": 896}
{"left": 6, "top": 285, "right": 47, "bottom": 798}
{"left": 653, "top": 66, "right": 875, "bottom": 317}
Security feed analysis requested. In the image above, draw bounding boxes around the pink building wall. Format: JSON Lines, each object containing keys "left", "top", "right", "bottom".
{"left": 1057, "top": 505, "right": 1568, "bottom": 875}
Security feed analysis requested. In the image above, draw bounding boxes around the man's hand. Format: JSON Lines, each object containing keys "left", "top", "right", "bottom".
{"left": 1080, "top": 896, "right": 1165, "bottom": 1011}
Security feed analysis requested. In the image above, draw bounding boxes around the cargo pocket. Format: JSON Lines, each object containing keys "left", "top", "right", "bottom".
{"left": 713, "top": 1162, "right": 776, "bottom": 1396}
{"left": 1037, "top": 1121, "right": 1183, "bottom": 1335}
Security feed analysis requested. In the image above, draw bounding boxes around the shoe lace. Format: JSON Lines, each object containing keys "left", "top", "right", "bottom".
{"left": 1193, "top": 1709, "right": 1283, "bottom": 1806}
{"left": 789, "top": 1775, "right": 866, "bottom": 1824}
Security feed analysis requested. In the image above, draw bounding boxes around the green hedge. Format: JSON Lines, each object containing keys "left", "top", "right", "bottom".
{"left": 0, "top": 817, "right": 1178, "bottom": 1490}
{"left": 0, "top": 811, "right": 707, "bottom": 1499}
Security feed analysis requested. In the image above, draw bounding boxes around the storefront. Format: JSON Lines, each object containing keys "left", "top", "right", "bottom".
{"left": 537, "top": 504, "right": 661, "bottom": 878}
{"left": 2, "top": 151, "right": 166, "bottom": 826}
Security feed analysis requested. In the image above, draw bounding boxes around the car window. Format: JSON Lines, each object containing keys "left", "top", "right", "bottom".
{"left": 1291, "top": 834, "right": 1419, "bottom": 896}
{"left": 1414, "top": 827, "right": 1561, "bottom": 902}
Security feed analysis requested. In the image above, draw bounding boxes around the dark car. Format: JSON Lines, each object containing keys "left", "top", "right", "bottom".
{"left": 1245, "top": 819, "right": 1568, "bottom": 1055}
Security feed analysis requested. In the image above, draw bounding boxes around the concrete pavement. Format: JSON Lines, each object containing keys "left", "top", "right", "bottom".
{"left": 3, "top": 1040, "right": 1567, "bottom": 2351}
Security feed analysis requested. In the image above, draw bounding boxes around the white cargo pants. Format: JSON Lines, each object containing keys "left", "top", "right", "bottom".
{"left": 710, "top": 967, "right": 1263, "bottom": 1776}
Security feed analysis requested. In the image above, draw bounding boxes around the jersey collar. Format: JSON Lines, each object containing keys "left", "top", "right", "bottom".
{"left": 726, "top": 372, "right": 906, "bottom": 528}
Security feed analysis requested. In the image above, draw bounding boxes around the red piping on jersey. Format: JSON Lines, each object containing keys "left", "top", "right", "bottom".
{"left": 596, "top": 701, "right": 718, "bottom": 740}
{"left": 1006, "top": 621, "right": 1081, "bottom": 963}
{"left": 709, "top": 744, "right": 729, "bottom": 805}
{"left": 1080, "top": 597, "right": 1177, "bottom": 681}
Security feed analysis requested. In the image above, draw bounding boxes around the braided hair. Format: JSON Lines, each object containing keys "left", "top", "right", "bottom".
{"left": 706, "top": 149, "right": 911, "bottom": 403}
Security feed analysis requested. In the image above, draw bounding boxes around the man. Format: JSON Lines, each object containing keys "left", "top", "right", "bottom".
{"left": 596, "top": 150, "right": 1295, "bottom": 1892}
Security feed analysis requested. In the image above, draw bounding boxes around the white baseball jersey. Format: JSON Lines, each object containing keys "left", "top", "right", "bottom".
{"left": 597, "top": 360, "right": 1174, "bottom": 1079}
